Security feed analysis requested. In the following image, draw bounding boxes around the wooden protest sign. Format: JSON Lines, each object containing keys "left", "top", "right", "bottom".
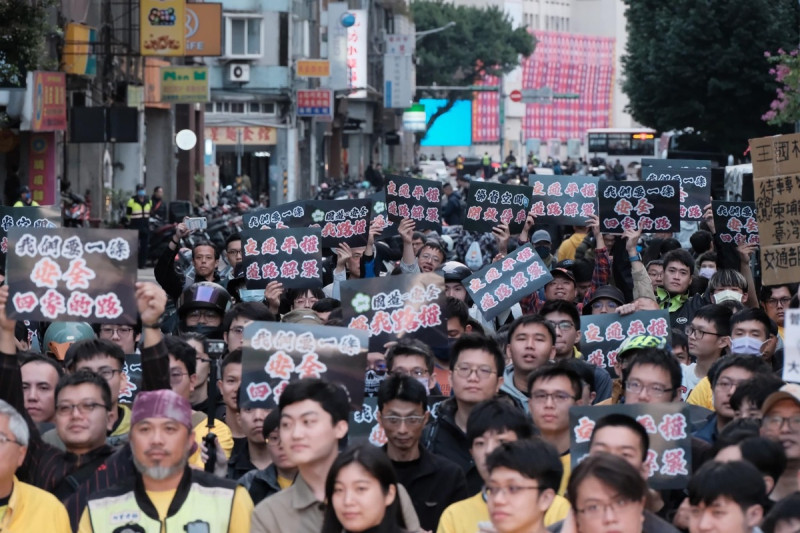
{"left": 0, "top": 206, "right": 59, "bottom": 264}
{"left": 598, "top": 180, "right": 681, "bottom": 233}
{"left": 643, "top": 158, "right": 711, "bottom": 221}
{"left": 464, "top": 181, "right": 531, "bottom": 234}
{"left": 712, "top": 201, "right": 759, "bottom": 246}
{"left": 239, "top": 321, "right": 369, "bottom": 409}
{"left": 462, "top": 244, "right": 553, "bottom": 320}
{"left": 6, "top": 227, "right": 138, "bottom": 323}
{"left": 340, "top": 272, "right": 448, "bottom": 353}
{"left": 385, "top": 175, "right": 443, "bottom": 233}
{"left": 306, "top": 199, "right": 373, "bottom": 248}
{"left": 529, "top": 175, "right": 598, "bottom": 225}
{"left": 570, "top": 403, "right": 692, "bottom": 489}
{"left": 349, "top": 395, "right": 448, "bottom": 446}
{"left": 579, "top": 310, "right": 671, "bottom": 377}
{"left": 243, "top": 200, "right": 311, "bottom": 229}
{"left": 784, "top": 309, "right": 800, "bottom": 383}
{"left": 241, "top": 227, "right": 323, "bottom": 289}
{"left": 750, "top": 133, "right": 800, "bottom": 284}
{"left": 119, "top": 353, "right": 142, "bottom": 405}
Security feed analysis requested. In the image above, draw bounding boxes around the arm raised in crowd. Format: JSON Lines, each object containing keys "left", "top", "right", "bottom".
{"left": 154, "top": 221, "right": 190, "bottom": 301}
{"left": 737, "top": 241, "right": 759, "bottom": 308}
{"left": 398, "top": 218, "right": 421, "bottom": 273}
{"left": 135, "top": 281, "right": 171, "bottom": 391}
{"left": 581, "top": 214, "right": 611, "bottom": 307}
{"left": 625, "top": 228, "right": 656, "bottom": 302}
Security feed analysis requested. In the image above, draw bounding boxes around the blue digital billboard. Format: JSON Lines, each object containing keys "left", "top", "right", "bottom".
{"left": 420, "top": 98, "right": 472, "bottom": 147}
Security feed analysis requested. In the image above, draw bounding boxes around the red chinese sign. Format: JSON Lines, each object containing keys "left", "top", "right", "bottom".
{"left": 30, "top": 72, "right": 67, "bottom": 132}
{"left": 296, "top": 89, "right": 334, "bottom": 118}
{"left": 204, "top": 126, "right": 277, "bottom": 145}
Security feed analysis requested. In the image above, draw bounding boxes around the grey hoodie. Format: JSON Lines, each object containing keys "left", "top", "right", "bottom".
{"left": 499, "top": 365, "right": 530, "bottom": 414}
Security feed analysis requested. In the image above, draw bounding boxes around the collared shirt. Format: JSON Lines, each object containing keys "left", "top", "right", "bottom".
{"left": 0, "top": 477, "right": 72, "bottom": 533}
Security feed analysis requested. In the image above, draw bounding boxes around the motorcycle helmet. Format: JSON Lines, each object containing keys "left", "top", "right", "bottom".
{"left": 178, "top": 282, "right": 233, "bottom": 338}
{"left": 436, "top": 261, "right": 472, "bottom": 281}
{"left": 42, "top": 321, "right": 95, "bottom": 361}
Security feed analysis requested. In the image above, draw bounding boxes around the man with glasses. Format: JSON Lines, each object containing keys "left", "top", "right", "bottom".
{"left": 693, "top": 355, "right": 771, "bottom": 445}
{"left": 97, "top": 323, "right": 139, "bottom": 355}
{"left": 377, "top": 375, "right": 466, "bottom": 531}
{"left": 484, "top": 439, "right": 563, "bottom": 533}
{"left": 0, "top": 399, "right": 72, "bottom": 532}
{"left": 760, "top": 383, "right": 800, "bottom": 500}
{"left": 585, "top": 285, "right": 625, "bottom": 315}
{"left": 398, "top": 218, "right": 446, "bottom": 273}
{"left": 623, "top": 348, "right": 682, "bottom": 406}
{"left": 761, "top": 283, "right": 795, "bottom": 342}
{"left": 539, "top": 300, "right": 612, "bottom": 404}
{"left": 527, "top": 363, "right": 584, "bottom": 495}
{"left": 682, "top": 304, "right": 731, "bottom": 400}
{"left": 386, "top": 338, "right": 440, "bottom": 395}
{"left": 423, "top": 334, "right": 506, "bottom": 493}
{"left": 222, "top": 232, "right": 242, "bottom": 281}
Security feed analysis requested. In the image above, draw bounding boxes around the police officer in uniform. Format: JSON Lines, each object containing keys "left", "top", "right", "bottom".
{"left": 126, "top": 184, "right": 152, "bottom": 269}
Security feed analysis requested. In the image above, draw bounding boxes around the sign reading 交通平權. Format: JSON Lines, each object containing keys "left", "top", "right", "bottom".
{"left": 384, "top": 175, "right": 443, "bottom": 233}
{"left": 529, "top": 175, "right": 598, "bottom": 226}
{"left": 240, "top": 227, "right": 323, "bottom": 289}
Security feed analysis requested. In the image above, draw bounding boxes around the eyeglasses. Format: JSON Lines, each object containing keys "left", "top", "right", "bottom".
{"left": 95, "top": 368, "right": 122, "bottom": 381}
{"left": 419, "top": 253, "right": 442, "bottom": 263}
{"left": 0, "top": 433, "right": 21, "bottom": 446}
{"left": 592, "top": 301, "right": 618, "bottom": 310}
{"left": 766, "top": 297, "right": 792, "bottom": 308}
{"left": 530, "top": 391, "right": 576, "bottom": 404}
{"left": 228, "top": 326, "right": 245, "bottom": 336}
{"left": 576, "top": 497, "right": 633, "bottom": 519}
{"left": 393, "top": 367, "right": 429, "bottom": 378}
{"left": 99, "top": 326, "right": 134, "bottom": 337}
{"left": 187, "top": 310, "right": 219, "bottom": 320}
{"left": 453, "top": 364, "right": 496, "bottom": 380}
{"left": 169, "top": 371, "right": 189, "bottom": 385}
{"left": 482, "top": 485, "right": 540, "bottom": 499}
{"left": 226, "top": 249, "right": 243, "bottom": 256}
{"left": 546, "top": 320, "right": 575, "bottom": 331}
{"left": 55, "top": 401, "right": 108, "bottom": 417}
{"left": 762, "top": 414, "right": 800, "bottom": 432}
{"left": 715, "top": 379, "right": 747, "bottom": 392}
{"left": 625, "top": 379, "right": 672, "bottom": 397}
{"left": 684, "top": 325, "right": 722, "bottom": 340}
{"left": 381, "top": 415, "right": 426, "bottom": 427}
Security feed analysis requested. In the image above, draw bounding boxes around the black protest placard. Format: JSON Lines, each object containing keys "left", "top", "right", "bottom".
{"left": 306, "top": 199, "right": 373, "bottom": 248}
{"left": 243, "top": 200, "right": 311, "bottom": 229}
{"left": 463, "top": 181, "right": 531, "bottom": 234}
{"left": 712, "top": 201, "right": 759, "bottom": 246}
{"left": 6, "top": 227, "right": 138, "bottom": 324}
{"left": 570, "top": 403, "right": 692, "bottom": 489}
{"left": 462, "top": 244, "right": 553, "bottom": 320}
{"left": 349, "top": 395, "right": 448, "bottom": 446}
{"left": 368, "top": 191, "right": 396, "bottom": 237}
{"left": 385, "top": 175, "right": 443, "bottom": 233}
{"left": 340, "top": 272, "right": 448, "bottom": 353}
{"left": 241, "top": 227, "right": 323, "bottom": 289}
{"left": 598, "top": 180, "right": 681, "bottom": 233}
{"left": 119, "top": 353, "right": 142, "bottom": 405}
{"left": 239, "top": 321, "right": 369, "bottom": 409}
{"left": 579, "top": 310, "right": 671, "bottom": 376}
{"left": 0, "top": 206, "right": 59, "bottom": 264}
{"left": 529, "top": 175, "right": 598, "bottom": 225}
{"left": 643, "top": 159, "right": 711, "bottom": 221}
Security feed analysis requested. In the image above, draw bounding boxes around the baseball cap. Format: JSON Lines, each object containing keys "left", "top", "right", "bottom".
{"left": 761, "top": 383, "right": 800, "bottom": 416}
{"left": 584, "top": 286, "right": 625, "bottom": 313}
{"left": 532, "top": 230, "right": 552, "bottom": 244}
{"left": 550, "top": 267, "right": 575, "bottom": 283}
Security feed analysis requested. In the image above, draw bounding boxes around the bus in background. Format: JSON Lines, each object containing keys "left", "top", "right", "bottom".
{"left": 585, "top": 127, "right": 658, "bottom": 178}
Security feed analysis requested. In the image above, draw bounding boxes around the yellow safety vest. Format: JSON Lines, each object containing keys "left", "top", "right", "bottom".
{"left": 127, "top": 197, "right": 152, "bottom": 219}
{"left": 87, "top": 470, "right": 236, "bottom": 533}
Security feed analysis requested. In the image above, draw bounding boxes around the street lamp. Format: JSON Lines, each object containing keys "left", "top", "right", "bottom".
{"left": 415, "top": 21, "right": 456, "bottom": 41}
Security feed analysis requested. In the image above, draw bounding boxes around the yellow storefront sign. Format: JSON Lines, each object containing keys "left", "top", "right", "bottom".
{"left": 296, "top": 59, "right": 330, "bottom": 78}
{"left": 140, "top": 0, "right": 185, "bottom": 56}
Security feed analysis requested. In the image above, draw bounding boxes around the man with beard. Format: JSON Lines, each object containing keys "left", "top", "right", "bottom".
{"left": 78, "top": 389, "right": 253, "bottom": 532}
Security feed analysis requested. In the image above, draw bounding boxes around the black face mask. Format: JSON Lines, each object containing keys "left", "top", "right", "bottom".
{"left": 535, "top": 245, "right": 551, "bottom": 259}
{"left": 180, "top": 323, "right": 224, "bottom": 340}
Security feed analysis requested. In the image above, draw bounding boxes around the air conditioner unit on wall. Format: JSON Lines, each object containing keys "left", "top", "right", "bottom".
{"left": 228, "top": 63, "right": 250, "bottom": 83}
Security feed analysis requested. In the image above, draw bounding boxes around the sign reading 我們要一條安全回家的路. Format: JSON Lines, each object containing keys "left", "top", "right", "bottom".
{"left": 597, "top": 180, "right": 681, "bottom": 233}
{"left": 642, "top": 158, "right": 711, "bottom": 222}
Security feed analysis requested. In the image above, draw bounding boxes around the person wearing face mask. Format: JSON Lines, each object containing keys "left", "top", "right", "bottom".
{"left": 696, "top": 251, "right": 717, "bottom": 280}
{"left": 125, "top": 183, "right": 152, "bottom": 269}
{"left": 13, "top": 185, "right": 39, "bottom": 207}
{"left": 687, "top": 308, "right": 777, "bottom": 410}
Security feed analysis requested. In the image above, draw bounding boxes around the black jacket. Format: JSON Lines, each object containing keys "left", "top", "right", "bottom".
{"left": 421, "top": 398, "right": 482, "bottom": 494}
{"left": 154, "top": 244, "right": 223, "bottom": 302}
{"left": 388, "top": 445, "right": 468, "bottom": 532}
{"left": 442, "top": 191, "right": 464, "bottom": 226}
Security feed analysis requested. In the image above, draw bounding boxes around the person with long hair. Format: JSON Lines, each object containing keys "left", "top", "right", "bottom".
{"left": 322, "top": 444, "right": 406, "bottom": 533}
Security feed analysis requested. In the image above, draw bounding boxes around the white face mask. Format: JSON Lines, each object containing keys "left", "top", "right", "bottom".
{"left": 714, "top": 289, "right": 743, "bottom": 304}
{"left": 730, "top": 336, "right": 764, "bottom": 356}
{"left": 699, "top": 266, "right": 716, "bottom": 279}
